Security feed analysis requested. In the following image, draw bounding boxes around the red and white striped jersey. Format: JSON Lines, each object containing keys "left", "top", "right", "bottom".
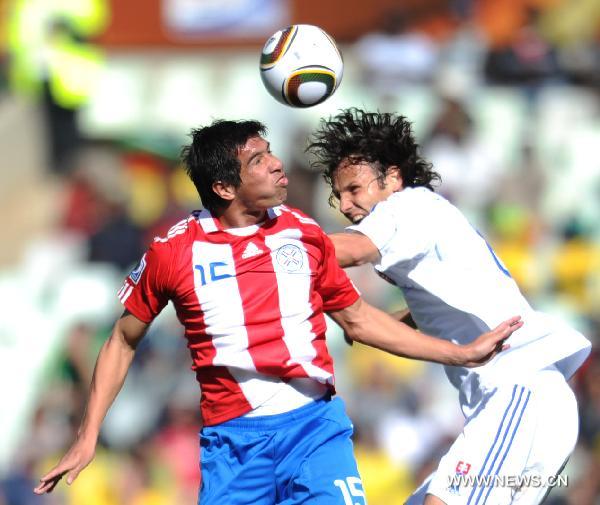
{"left": 118, "top": 205, "right": 359, "bottom": 426}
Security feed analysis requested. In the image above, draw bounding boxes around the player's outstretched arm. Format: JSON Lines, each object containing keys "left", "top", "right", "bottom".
{"left": 33, "top": 310, "right": 150, "bottom": 494}
{"left": 329, "top": 231, "right": 380, "bottom": 268}
{"left": 328, "top": 298, "right": 522, "bottom": 367}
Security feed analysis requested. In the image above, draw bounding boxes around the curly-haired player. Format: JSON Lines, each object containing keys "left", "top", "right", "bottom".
{"left": 309, "top": 108, "right": 591, "bottom": 505}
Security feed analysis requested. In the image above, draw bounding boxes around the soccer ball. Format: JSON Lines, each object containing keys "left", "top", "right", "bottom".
{"left": 259, "top": 24, "right": 343, "bottom": 108}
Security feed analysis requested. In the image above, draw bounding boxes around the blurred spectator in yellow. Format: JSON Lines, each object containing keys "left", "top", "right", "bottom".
{"left": 551, "top": 219, "right": 600, "bottom": 315}
{"left": 353, "top": 423, "right": 414, "bottom": 505}
{"left": 487, "top": 204, "right": 544, "bottom": 298}
{"left": 6, "top": 0, "right": 108, "bottom": 174}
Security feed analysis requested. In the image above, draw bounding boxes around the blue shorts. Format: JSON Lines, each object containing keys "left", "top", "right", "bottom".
{"left": 198, "top": 396, "right": 366, "bottom": 504}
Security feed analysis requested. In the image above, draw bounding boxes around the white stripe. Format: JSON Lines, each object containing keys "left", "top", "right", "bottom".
{"left": 280, "top": 206, "right": 319, "bottom": 226}
{"left": 192, "top": 241, "right": 251, "bottom": 368}
{"left": 192, "top": 241, "right": 279, "bottom": 408}
{"left": 117, "top": 283, "right": 127, "bottom": 299}
{"left": 268, "top": 206, "right": 283, "bottom": 218}
{"left": 265, "top": 230, "right": 332, "bottom": 384}
{"left": 155, "top": 227, "right": 187, "bottom": 243}
{"left": 197, "top": 209, "right": 218, "bottom": 233}
{"left": 224, "top": 224, "right": 261, "bottom": 236}
{"left": 120, "top": 285, "right": 133, "bottom": 304}
{"left": 153, "top": 217, "right": 191, "bottom": 243}
{"left": 227, "top": 368, "right": 288, "bottom": 409}
{"left": 167, "top": 223, "right": 188, "bottom": 235}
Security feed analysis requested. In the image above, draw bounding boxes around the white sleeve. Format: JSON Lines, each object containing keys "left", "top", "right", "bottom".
{"left": 347, "top": 193, "right": 432, "bottom": 265}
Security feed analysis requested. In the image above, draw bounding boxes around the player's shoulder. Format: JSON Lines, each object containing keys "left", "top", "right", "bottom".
{"left": 392, "top": 186, "right": 437, "bottom": 203}
{"left": 274, "top": 205, "right": 321, "bottom": 229}
{"left": 375, "top": 187, "right": 445, "bottom": 214}
{"left": 150, "top": 213, "right": 199, "bottom": 252}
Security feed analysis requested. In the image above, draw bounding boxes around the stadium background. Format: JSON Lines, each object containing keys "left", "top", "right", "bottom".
{"left": 0, "top": 0, "right": 599, "bottom": 503}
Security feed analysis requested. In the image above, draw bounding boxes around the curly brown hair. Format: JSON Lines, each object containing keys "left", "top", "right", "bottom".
{"left": 307, "top": 108, "right": 440, "bottom": 204}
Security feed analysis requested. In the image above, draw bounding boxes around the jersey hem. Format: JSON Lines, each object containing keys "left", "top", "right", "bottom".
{"left": 202, "top": 404, "right": 255, "bottom": 427}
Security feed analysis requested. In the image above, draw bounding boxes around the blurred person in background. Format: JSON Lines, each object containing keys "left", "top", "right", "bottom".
{"left": 33, "top": 118, "right": 521, "bottom": 505}
{"left": 308, "top": 108, "right": 592, "bottom": 505}
{"left": 6, "top": 0, "right": 108, "bottom": 174}
{"left": 422, "top": 94, "right": 502, "bottom": 222}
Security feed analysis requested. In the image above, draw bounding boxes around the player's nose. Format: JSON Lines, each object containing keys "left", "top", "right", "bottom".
{"left": 339, "top": 193, "right": 353, "bottom": 214}
{"left": 270, "top": 154, "right": 284, "bottom": 173}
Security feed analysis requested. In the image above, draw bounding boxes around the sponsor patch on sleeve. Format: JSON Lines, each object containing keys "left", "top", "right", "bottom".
{"left": 128, "top": 253, "right": 147, "bottom": 285}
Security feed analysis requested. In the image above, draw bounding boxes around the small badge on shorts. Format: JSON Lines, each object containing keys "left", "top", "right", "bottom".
{"left": 129, "top": 253, "right": 147, "bottom": 285}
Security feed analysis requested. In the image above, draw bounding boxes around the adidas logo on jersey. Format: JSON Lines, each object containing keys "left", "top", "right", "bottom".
{"left": 242, "top": 242, "right": 263, "bottom": 259}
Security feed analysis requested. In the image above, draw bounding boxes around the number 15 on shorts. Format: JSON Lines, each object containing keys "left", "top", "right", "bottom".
{"left": 334, "top": 476, "right": 366, "bottom": 505}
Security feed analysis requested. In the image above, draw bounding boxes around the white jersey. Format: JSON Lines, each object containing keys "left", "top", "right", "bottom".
{"left": 348, "top": 187, "right": 591, "bottom": 411}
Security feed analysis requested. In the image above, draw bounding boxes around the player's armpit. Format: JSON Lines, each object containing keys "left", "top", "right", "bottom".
{"left": 329, "top": 231, "right": 380, "bottom": 268}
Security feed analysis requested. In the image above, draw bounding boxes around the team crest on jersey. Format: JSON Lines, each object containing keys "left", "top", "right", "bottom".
{"left": 276, "top": 244, "right": 303, "bottom": 272}
{"left": 128, "top": 253, "right": 147, "bottom": 285}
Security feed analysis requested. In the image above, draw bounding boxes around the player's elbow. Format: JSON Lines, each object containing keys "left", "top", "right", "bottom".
{"left": 333, "top": 299, "right": 373, "bottom": 344}
{"left": 346, "top": 250, "right": 370, "bottom": 267}
{"left": 342, "top": 324, "right": 363, "bottom": 344}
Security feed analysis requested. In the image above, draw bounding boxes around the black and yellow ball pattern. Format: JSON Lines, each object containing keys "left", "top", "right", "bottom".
{"left": 260, "top": 25, "right": 298, "bottom": 71}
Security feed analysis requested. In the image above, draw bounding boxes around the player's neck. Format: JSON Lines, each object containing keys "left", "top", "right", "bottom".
{"left": 214, "top": 205, "right": 267, "bottom": 230}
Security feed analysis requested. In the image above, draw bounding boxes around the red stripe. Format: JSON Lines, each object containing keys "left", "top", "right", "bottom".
{"left": 303, "top": 231, "right": 335, "bottom": 377}
{"left": 175, "top": 228, "right": 251, "bottom": 424}
{"left": 232, "top": 234, "right": 292, "bottom": 375}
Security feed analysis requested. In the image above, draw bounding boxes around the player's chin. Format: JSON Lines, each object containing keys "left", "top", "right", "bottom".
{"left": 272, "top": 188, "right": 287, "bottom": 205}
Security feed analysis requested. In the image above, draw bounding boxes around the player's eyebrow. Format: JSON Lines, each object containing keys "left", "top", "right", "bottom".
{"left": 247, "top": 141, "right": 270, "bottom": 164}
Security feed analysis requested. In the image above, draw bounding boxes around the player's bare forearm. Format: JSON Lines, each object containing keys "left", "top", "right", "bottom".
{"left": 34, "top": 311, "right": 149, "bottom": 494}
{"left": 329, "top": 299, "right": 522, "bottom": 366}
{"left": 78, "top": 312, "right": 147, "bottom": 439}
{"left": 329, "top": 232, "right": 380, "bottom": 268}
{"left": 330, "top": 299, "right": 465, "bottom": 364}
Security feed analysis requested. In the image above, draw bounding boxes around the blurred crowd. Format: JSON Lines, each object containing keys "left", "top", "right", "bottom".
{"left": 1, "top": 0, "right": 599, "bottom": 504}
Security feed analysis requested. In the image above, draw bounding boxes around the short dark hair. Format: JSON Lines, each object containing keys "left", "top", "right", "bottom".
{"left": 307, "top": 108, "right": 440, "bottom": 204}
{"left": 181, "top": 119, "right": 267, "bottom": 212}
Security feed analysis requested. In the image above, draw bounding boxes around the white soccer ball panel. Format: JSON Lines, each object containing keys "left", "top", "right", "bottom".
{"left": 259, "top": 24, "right": 343, "bottom": 107}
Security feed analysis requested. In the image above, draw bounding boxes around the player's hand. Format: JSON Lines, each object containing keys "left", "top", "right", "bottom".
{"left": 460, "top": 316, "right": 523, "bottom": 367}
{"left": 33, "top": 437, "right": 96, "bottom": 494}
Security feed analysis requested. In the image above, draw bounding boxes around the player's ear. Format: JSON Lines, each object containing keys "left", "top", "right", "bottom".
{"left": 385, "top": 166, "right": 403, "bottom": 191}
{"left": 212, "top": 181, "right": 236, "bottom": 202}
